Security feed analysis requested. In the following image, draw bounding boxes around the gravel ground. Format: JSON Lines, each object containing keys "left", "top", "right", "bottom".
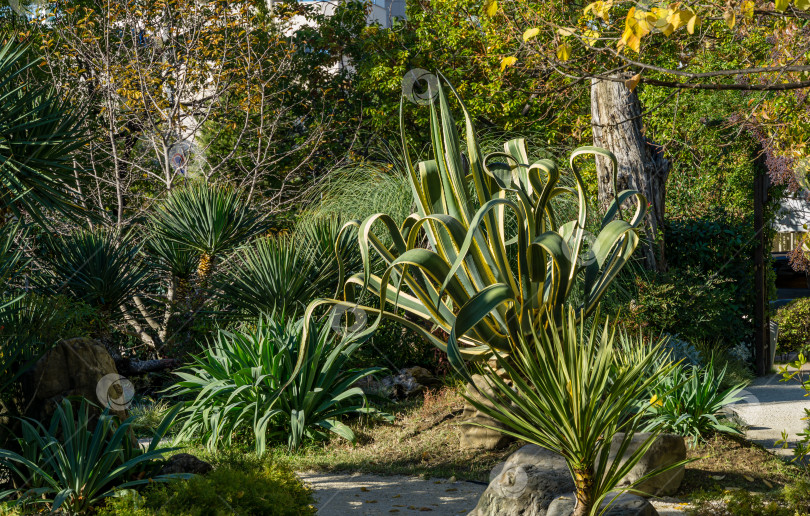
{"left": 298, "top": 471, "right": 689, "bottom": 515}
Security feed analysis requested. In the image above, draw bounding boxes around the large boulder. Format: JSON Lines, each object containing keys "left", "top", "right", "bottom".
{"left": 22, "top": 337, "right": 130, "bottom": 423}
{"left": 545, "top": 492, "right": 657, "bottom": 516}
{"left": 459, "top": 374, "right": 515, "bottom": 450}
{"left": 469, "top": 434, "right": 686, "bottom": 516}
{"left": 608, "top": 433, "right": 686, "bottom": 497}
{"left": 469, "top": 445, "right": 572, "bottom": 516}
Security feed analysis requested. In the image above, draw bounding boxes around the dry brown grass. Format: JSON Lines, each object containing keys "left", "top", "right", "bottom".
{"left": 268, "top": 384, "right": 521, "bottom": 481}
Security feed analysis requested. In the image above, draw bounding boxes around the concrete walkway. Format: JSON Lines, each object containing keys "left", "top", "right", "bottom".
{"left": 729, "top": 369, "right": 810, "bottom": 457}
{"left": 297, "top": 471, "right": 688, "bottom": 515}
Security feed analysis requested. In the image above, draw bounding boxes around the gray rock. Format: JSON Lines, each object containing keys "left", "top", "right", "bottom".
{"left": 600, "top": 492, "right": 658, "bottom": 516}
{"left": 469, "top": 434, "right": 685, "bottom": 515}
{"left": 355, "top": 366, "right": 439, "bottom": 399}
{"left": 469, "top": 447, "right": 572, "bottom": 516}
{"left": 459, "top": 374, "right": 515, "bottom": 450}
{"left": 608, "top": 433, "right": 686, "bottom": 497}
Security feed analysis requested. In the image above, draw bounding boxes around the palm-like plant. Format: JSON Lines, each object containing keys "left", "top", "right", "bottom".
{"left": 315, "top": 76, "right": 646, "bottom": 371}
{"left": 169, "top": 312, "right": 385, "bottom": 454}
{"left": 38, "top": 228, "right": 149, "bottom": 315}
{"left": 469, "top": 306, "right": 681, "bottom": 515}
{"left": 0, "top": 399, "right": 185, "bottom": 514}
{"left": 0, "top": 39, "right": 86, "bottom": 225}
{"left": 218, "top": 236, "right": 317, "bottom": 317}
{"left": 149, "top": 182, "right": 265, "bottom": 288}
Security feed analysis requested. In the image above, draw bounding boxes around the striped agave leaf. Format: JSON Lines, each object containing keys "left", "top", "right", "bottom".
{"left": 307, "top": 75, "right": 646, "bottom": 374}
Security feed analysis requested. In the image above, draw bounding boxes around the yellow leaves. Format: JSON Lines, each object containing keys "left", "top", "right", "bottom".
{"left": 584, "top": 0, "right": 613, "bottom": 22}
{"left": 556, "top": 42, "right": 572, "bottom": 61}
{"left": 650, "top": 394, "right": 663, "bottom": 407}
{"left": 522, "top": 27, "right": 540, "bottom": 42}
{"left": 775, "top": 0, "right": 790, "bottom": 11}
{"left": 619, "top": 26, "right": 641, "bottom": 53}
{"left": 583, "top": 29, "right": 600, "bottom": 46}
{"left": 797, "top": 0, "right": 810, "bottom": 10}
{"left": 500, "top": 56, "right": 517, "bottom": 72}
{"left": 624, "top": 73, "right": 641, "bottom": 92}
{"left": 686, "top": 12, "right": 700, "bottom": 34}
{"left": 723, "top": 9, "right": 736, "bottom": 30}
{"left": 484, "top": 0, "right": 497, "bottom": 17}
{"left": 556, "top": 27, "right": 576, "bottom": 37}
{"left": 742, "top": 0, "right": 755, "bottom": 19}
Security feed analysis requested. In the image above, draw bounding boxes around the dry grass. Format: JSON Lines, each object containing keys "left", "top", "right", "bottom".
{"left": 268, "top": 384, "right": 521, "bottom": 481}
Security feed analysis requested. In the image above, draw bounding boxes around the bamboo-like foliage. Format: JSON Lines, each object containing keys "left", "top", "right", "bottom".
{"left": 311, "top": 76, "right": 646, "bottom": 371}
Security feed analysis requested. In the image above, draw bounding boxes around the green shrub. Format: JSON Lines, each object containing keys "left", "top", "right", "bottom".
{"left": 98, "top": 460, "right": 316, "bottom": 516}
{"left": 169, "top": 312, "right": 388, "bottom": 454}
{"left": 642, "top": 357, "right": 746, "bottom": 446}
{"left": 774, "top": 298, "right": 810, "bottom": 354}
{"left": 619, "top": 267, "right": 749, "bottom": 347}
{"left": 0, "top": 399, "right": 182, "bottom": 514}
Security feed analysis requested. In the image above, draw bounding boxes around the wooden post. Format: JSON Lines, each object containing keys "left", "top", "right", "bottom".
{"left": 753, "top": 170, "right": 770, "bottom": 376}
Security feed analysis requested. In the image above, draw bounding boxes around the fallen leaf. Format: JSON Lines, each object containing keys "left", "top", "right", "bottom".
{"left": 711, "top": 475, "right": 726, "bottom": 480}
{"left": 764, "top": 479, "right": 774, "bottom": 488}
{"left": 744, "top": 475, "right": 755, "bottom": 482}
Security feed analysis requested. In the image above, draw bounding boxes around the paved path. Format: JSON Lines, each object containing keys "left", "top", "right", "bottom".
{"left": 729, "top": 370, "right": 810, "bottom": 457}
{"left": 297, "top": 471, "right": 688, "bottom": 515}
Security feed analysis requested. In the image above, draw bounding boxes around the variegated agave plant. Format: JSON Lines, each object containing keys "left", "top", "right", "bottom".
{"left": 305, "top": 75, "right": 647, "bottom": 373}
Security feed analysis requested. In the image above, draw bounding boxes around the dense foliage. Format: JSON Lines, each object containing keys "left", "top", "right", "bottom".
{"left": 169, "top": 312, "right": 386, "bottom": 453}
{"left": 775, "top": 298, "right": 810, "bottom": 355}
{"left": 98, "top": 459, "right": 316, "bottom": 516}
{"left": 0, "top": 400, "right": 181, "bottom": 513}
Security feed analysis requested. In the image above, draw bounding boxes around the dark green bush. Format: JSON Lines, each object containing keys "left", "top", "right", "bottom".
{"left": 619, "top": 267, "right": 749, "bottom": 347}
{"left": 98, "top": 461, "right": 316, "bottom": 516}
{"left": 774, "top": 298, "right": 810, "bottom": 354}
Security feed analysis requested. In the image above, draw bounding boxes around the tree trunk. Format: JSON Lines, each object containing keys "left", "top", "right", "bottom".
{"left": 591, "top": 77, "right": 670, "bottom": 272}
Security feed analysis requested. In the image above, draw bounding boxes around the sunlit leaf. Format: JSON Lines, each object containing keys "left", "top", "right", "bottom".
{"left": 500, "top": 56, "right": 517, "bottom": 71}
{"left": 523, "top": 27, "right": 541, "bottom": 41}
{"left": 686, "top": 14, "right": 700, "bottom": 34}
{"left": 796, "top": 0, "right": 810, "bottom": 10}
{"left": 624, "top": 73, "right": 641, "bottom": 92}
{"left": 723, "top": 9, "right": 735, "bottom": 29}
{"left": 485, "top": 0, "right": 498, "bottom": 17}
{"left": 742, "top": 0, "right": 755, "bottom": 19}
{"left": 775, "top": 0, "right": 789, "bottom": 12}
{"left": 556, "top": 42, "right": 572, "bottom": 61}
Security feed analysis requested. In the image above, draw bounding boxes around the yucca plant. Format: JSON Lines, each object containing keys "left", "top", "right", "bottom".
{"left": 0, "top": 39, "right": 86, "bottom": 226}
{"left": 38, "top": 228, "right": 149, "bottom": 316}
{"left": 217, "top": 236, "right": 318, "bottom": 318}
{"left": 169, "top": 311, "right": 385, "bottom": 454}
{"left": 149, "top": 182, "right": 265, "bottom": 288}
{"left": 0, "top": 399, "right": 185, "bottom": 514}
{"left": 642, "top": 356, "right": 746, "bottom": 446}
{"left": 312, "top": 76, "right": 646, "bottom": 370}
{"left": 469, "top": 306, "right": 682, "bottom": 515}
{"left": 296, "top": 216, "right": 364, "bottom": 296}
